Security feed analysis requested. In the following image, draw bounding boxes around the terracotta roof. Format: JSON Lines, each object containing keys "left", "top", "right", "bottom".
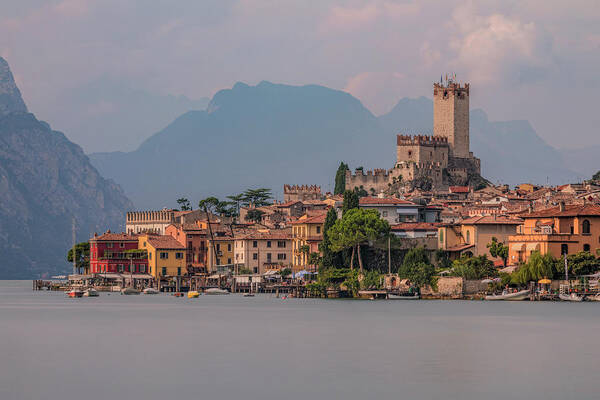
{"left": 460, "top": 215, "right": 523, "bottom": 225}
{"left": 445, "top": 243, "right": 475, "bottom": 252}
{"left": 291, "top": 213, "right": 327, "bottom": 225}
{"left": 390, "top": 222, "right": 441, "bottom": 231}
{"left": 276, "top": 201, "right": 302, "bottom": 208}
{"left": 236, "top": 229, "right": 293, "bottom": 240}
{"left": 359, "top": 197, "right": 416, "bottom": 206}
{"left": 91, "top": 232, "right": 139, "bottom": 242}
{"left": 449, "top": 186, "right": 470, "bottom": 193}
{"left": 145, "top": 235, "right": 185, "bottom": 249}
{"left": 520, "top": 204, "right": 600, "bottom": 218}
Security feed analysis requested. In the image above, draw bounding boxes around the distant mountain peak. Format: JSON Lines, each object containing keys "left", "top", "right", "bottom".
{"left": 0, "top": 57, "right": 28, "bottom": 117}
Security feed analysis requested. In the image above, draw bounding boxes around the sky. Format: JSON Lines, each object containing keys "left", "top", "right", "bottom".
{"left": 1, "top": 0, "right": 599, "bottom": 152}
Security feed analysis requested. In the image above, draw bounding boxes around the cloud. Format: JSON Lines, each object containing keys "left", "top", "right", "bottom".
{"left": 322, "top": 1, "right": 419, "bottom": 33}
{"left": 344, "top": 71, "right": 407, "bottom": 114}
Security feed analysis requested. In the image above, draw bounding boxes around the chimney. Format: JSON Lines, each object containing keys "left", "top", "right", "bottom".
{"left": 559, "top": 201, "right": 565, "bottom": 212}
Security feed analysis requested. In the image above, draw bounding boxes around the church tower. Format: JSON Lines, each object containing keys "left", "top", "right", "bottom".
{"left": 433, "top": 79, "right": 470, "bottom": 158}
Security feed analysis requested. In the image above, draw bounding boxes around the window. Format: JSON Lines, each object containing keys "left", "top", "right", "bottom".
{"left": 439, "top": 229, "right": 444, "bottom": 243}
{"left": 148, "top": 253, "right": 152, "bottom": 260}
{"left": 382, "top": 211, "right": 388, "bottom": 217}
{"left": 160, "top": 252, "right": 168, "bottom": 259}
{"left": 107, "top": 243, "right": 113, "bottom": 248}
{"left": 188, "top": 241, "right": 193, "bottom": 249}
{"left": 316, "top": 226, "right": 321, "bottom": 234}
{"left": 228, "top": 244, "right": 232, "bottom": 252}
{"left": 227, "top": 258, "right": 232, "bottom": 264}
{"left": 217, "top": 258, "right": 221, "bottom": 265}
{"left": 217, "top": 243, "right": 221, "bottom": 251}
{"left": 277, "top": 253, "right": 286, "bottom": 260}
{"left": 177, "top": 267, "right": 181, "bottom": 276}
{"left": 267, "top": 241, "right": 271, "bottom": 248}
{"left": 277, "top": 241, "right": 286, "bottom": 248}
{"left": 253, "top": 241, "right": 258, "bottom": 248}
{"left": 140, "top": 265, "right": 146, "bottom": 273}
{"left": 175, "top": 252, "right": 183, "bottom": 259}
{"left": 466, "top": 231, "right": 471, "bottom": 244}
{"left": 561, "top": 244, "right": 568, "bottom": 255}
{"left": 253, "top": 267, "right": 258, "bottom": 274}
{"left": 267, "top": 253, "right": 272, "bottom": 261}
{"left": 253, "top": 253, "right": 258, "bottom": 260}
{"left": 583, "top": 220, "right": 591, "bottom": 235}
{"left": 161, "top": 267, "right": 167, "bottom": 276}
{"left": 584, "top": 244, "right": 591, "bottom": 252}
{"left": 120, "top": 243, "right": 125, "bottom": 248}
{"left": 408, "top": 151, "right": 412, "bottom": 157}
{"left": 118, "top": 264, "right": 124, "bottom": 272}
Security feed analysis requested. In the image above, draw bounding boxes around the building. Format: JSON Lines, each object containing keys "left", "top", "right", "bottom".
{"left": 358, "top": 196, "right": 441, "bottom": 225}
{"left": 345, "top": 78, "right": 481, "bottom": 193}
{"left": 391, "top": 222, "right": 440, "bottom": 238}
{"left": 165, "top": 223, "right": 209, "bottom": 274}
{"left": 439, "top": 215, "right": 522, "bottom": 261}
{"left": 233, "top": 230, "right": 293, "bottom": 274}
{"left": 138, "top": 234, "right": 186, "bottom": 278}
{"left": 291, "top": 213, "right": 326, "bottom": 271}
{"left": 89, "top": 232, "right": 148, "bottom": 274}
{"left": 508, "top": 203, "right": 600, "bottom": 265}
{"left": 207, "top": 236, "right": 235, "bottom": 272}
{"left": 283, "top": 184, "right": 322, "bottom": 202}
{"left": 126, "top": 209, "right": 216, "bottom": 235}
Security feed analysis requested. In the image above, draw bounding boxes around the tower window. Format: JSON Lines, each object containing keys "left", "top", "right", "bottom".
{"left": 408, "top": 151, "right": 412, "bottom": 157}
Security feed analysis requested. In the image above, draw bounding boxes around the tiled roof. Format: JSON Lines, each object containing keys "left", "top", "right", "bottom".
{"left": 276, "top": 201, "right": 302, "bottom": 208}
{"left": 521, "top": 204, "right": 600, "bottom": 218}
{"left": 236, "top": 230, "right": 293, "bottom": 240}
{"left": 460, "top": 215, "right": 523, "bottom": 225}
{"left": 145, "top": 235, "right": 185, "bottom": 249}
{"left": 91, "top": 232, "right": 139, "bottom": 241}
{"left": 359, "top": 197, "right": 416, "bottom": 206}
{"left": 291, "top": 213, "right": 327, "bottom": 225}
{"left": 449, "top": 186, "right": 470, "bottom": 193}
{"left": 390, "top": 222, "right": 441, "bottom": 231}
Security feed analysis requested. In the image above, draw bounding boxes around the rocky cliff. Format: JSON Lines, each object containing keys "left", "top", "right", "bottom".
{"left": 0, "top": 57, "right": 132, "bottom": 278}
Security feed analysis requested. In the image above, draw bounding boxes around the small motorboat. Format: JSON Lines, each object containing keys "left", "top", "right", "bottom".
{"left": 485, "top": 289, "right": 530, "bottom": 301}
{"left": 388, "top": 293, "right": 419, "bottom": 300}
{"left": 187, "top": 291, "right": 200, "bottom": 298}
{"left": 142, "top": 287, "right": 159, "bottom": 295}
{"left": 243, "top": 293, "right": 255, "bottom": 297}
{"left": 120, "top": 287, "right": 141, "bottom": 295}
{"left": 559, "top": 293, "right": 584, "bottom": 302}
{"left": 172, "top": 292, "right": 184, "bottom": 297}
{"left": 83, "top": 288, "right": 99, "bottom": 297}
{"left": 66, "top": 289, "right": 84, "bottom": 298}
{"left": 204, "top": 288, "right": 229, "bottom": 295}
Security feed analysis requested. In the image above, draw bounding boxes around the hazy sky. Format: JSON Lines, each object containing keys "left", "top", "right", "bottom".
{"left": 1, "top": 0, "right": 599, "bottom": 151}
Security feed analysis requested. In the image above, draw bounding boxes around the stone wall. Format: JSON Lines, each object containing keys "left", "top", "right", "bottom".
{"left": 437, "top": 276, "right": 464, "bottom": 296}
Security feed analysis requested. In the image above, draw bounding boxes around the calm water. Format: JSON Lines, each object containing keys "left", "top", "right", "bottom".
{"left": 1, "top": 281, "right": 599, "bottom": 400}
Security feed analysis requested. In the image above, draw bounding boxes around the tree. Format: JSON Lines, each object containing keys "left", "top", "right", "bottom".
{"left": 280, "top": 267, "right": 292, "bottom": 279}
{"left": 334, "top": 162, "right": 349, "bottom": 195}
{"left": 242, "top": 188, "right": 272, "bottom": 207}
{"left": 198, "top": 196, "right": 221, "bottom": 213}
{"left": 176, "top": 197, "right": 192, "bottom": 211}
{"left": 354, "top": 186, "right": 368, "bottom": 198}
{"left": 67, "top": 242, "right": 90, "bottom": 274}
{"left": 487, "top": 237, "right": 509, "bottom": 267}
{"left": 511, "top": 251, "right": 557, "bottom": 285}
{"left": 226, "top": 194, "right": 245, "bottom": 218}
{"left": 327, "top": 208, "right": 390, "bottom": 272}
{"left": 320, "top": 208, "right": 341, "bottom": 268}
{"left": 593, "top": 171, "right": 600, "bottom": 181}
{"left": 451, "top": 255, "right": 496, "bottom": 280}
{"left": 564, "top": 251, "right": 600, "bottom": 276}
{"left": 342, "top": 190, "right": 359, "bottom": 215}
{"left": 398, "top": 248, "right": 435, "bottom": 288}
{"left": 199, "top": 196, "right": 235, "bottom": 217}
{"left": 308, "top": 252, "right": 320, "bottom": 267}
{"left": 434, "top": 249, "right": 451, "bottom": 269}
{"left": 245, "top": 209, "right": 265, "bottom": 223}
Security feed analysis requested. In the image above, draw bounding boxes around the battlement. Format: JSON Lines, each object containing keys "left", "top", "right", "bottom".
{"left": 433, "top": 81, "right": 470, "bottom": 96}
{"left": 283, "top": 184, "right": 321, "bottom": 194}
{"left": 397, "top": 134, "right": 449, "bottom": 147}
{"left": 348, "top": 168, "right": 390, "bottom": 177}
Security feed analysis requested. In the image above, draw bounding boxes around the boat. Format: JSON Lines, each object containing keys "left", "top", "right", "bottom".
{"left": 187, "top": 291, "right": 200, "bottom": 298}
{"left": 66, "top": 289, "right": 83, "bottom": 298}
{"left": 388, "top": 293, "right": 419, "bottom": 300}
{"left": 559, "top": 293, "right": 584, "bottom": 302}
{"left": 204, "top": 288, "right": 229, "bottom": 295}
{"left": 120, "top": 287, "right": 141, "bottom": 295}
{"left": 485, "top": 289, "right": 530, "bottom": 301}
{"left": 587, "top": 294, "right": 600, "bottom": 302}
{"left": 243, "top": 293, "right": 255, "bottom": 297}
{"left": 83, "top": 288, "right": 99, "bottom": 297}
{"left": 142, "top": 287, "right": 159, "bottom": 295}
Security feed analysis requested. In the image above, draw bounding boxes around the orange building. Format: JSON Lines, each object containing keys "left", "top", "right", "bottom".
{"left": 291, "top": 213, "right": 326, "bottom": 271}
{"left": 508, "top": 203, "right": 600, "bottom": 265}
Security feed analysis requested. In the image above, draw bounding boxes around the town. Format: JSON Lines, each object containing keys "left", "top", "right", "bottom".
{"left": 42, "top": 77, "right": 600, "bottom": 301}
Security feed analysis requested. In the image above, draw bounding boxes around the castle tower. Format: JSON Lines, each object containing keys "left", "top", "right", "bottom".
{"left": 433, "top": 79, "right": 470, "bottom": 158}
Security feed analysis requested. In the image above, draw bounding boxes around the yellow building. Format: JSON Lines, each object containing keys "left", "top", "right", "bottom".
{"left": 508, "top": 204, "right": 600, "bottom": 265}
{"left": 291, "top": 213, "right": 326, "bottom": 271}
{"left": 138, "top": 234, "right": 186, "bottom": 278}
{"left": 207, "top": 236, "right": 235, "bottom": 272}
{"left": 438, "top": 215, "right": 522, "bottom": 262}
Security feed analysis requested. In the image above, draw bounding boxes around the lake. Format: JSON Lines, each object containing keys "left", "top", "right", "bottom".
{"left": 1, "top": 280, "right": 599, "bottom": 400}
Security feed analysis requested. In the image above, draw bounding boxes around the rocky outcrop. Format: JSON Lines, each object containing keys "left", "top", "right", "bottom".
{"left": 0, "top": 57, "right": 132, "bottom": 278}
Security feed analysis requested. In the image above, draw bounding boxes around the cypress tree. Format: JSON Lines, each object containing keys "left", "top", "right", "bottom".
{"left": 334, "top": 162, "right": 349, "bottom": 195}
{"left": 319, "top": 208, "right": 339, "bottom": 268}
{"left": 342, "top": 190, "right": 359, "bottom": 215}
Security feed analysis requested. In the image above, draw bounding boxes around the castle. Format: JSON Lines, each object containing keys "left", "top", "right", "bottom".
{"left": 283, "top": 184, "right": 322, "bottom": 202}
{"left": 346, "top": 78, "right": 481, "bottom": 194}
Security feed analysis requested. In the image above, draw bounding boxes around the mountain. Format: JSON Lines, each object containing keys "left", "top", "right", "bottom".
{"left": 379, "top": 97, "right": 582, "bottom": 185}
{"left": 0, "top": 57, "right": 132, "bottom": 279}
{"left": 90, "top": 81, "right": 387, "bottom": 209}
{"left": 33, "top": 77, "right": 209, "bottom": 153}
{"left": 558, "top": 146, "right": 600, "bottom": 180}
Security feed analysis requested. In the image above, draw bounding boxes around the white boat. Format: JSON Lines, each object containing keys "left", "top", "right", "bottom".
{"left": 559, "top": 293, "right": 584, "bottom": 302}
{"left": 83, "top": 288, "right": 99, "bottom": 297}
{"left": 204, "top": 288, "right": 229, "bottom": 295}
{"left": 485, "top": 289, "right": 530, "bottom": 301}
{"left": 142, "top": 287, "right": 159, "bottom": 295}
{"left": 120, "top": 287, "right": 141, "bottom": 295}
{"left": 388, "top": 293, "right": 419, "bottom": 300}
{"left": 66, "top": 289, "right": 84, "bottom": 298}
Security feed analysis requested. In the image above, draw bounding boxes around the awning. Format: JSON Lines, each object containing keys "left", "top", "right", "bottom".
{"left": 526, "top": 243, "right": 540, "bottom": 252}
{"left": 510, "top": 243, "right": 525, "bottom": 251}
{"left": 538, "top": 278, "right": 552, "bottom": 284}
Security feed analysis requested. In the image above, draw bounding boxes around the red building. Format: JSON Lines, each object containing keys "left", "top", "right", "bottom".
{"left": 89, "top": 231, "right": 148, "bottom": 274}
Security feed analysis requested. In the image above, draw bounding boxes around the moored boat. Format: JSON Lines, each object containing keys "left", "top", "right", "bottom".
{"left": 187, "top": 291, "right": 200, "bottom": 298}
{"left": 83, "top": 288, "right": 99, "bottom": 297}
{"left": 485, "top": 289, "right": 530, "bottom": 301}
{"left": 388, "top": 293, "right": 419, "bottom": 300}
{"left": 587, "top": 294, "right": 600, "bottom": 301}
{"left": 204, "top": 288, "right": 229, "bottom": 295}
{"left": 142, "top": 287, "right": 159, "bottom": 295}
{"left": 559, "top": 293, "right": 584, "bottom": 302}
{"left": 120, "top": 287, "right": 141, "bottom": 295}
{"left": 66, "top": 289, "right": 84, "bottom": 298}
